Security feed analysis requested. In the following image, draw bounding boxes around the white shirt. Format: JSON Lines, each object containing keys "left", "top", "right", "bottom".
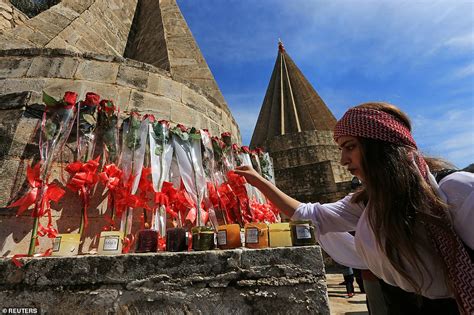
{"left": 292, "top": 171, "right": 474, "bottom": 299}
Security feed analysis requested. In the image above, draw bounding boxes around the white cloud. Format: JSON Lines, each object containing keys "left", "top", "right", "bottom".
{"left": 412, "top": 107, "right": 474, "bottom": 168}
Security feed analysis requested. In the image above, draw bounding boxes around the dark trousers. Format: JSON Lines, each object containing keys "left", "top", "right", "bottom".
{"left": 378, "top": 280, "right": 459, "bottom": 315}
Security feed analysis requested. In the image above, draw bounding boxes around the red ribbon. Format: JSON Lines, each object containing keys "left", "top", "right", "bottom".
{"left": 10, "top": 248, "right": 53, "bottom": 268}
{"left": 65, "top": 157, "right": 100, "bottom": 229}
{"left": 227, "top": 171, "right": 252, "bottom": 224}
{"left": 8, "top": 162, "right": 64, "bottom": 241}
{"left": 7, "top": 163, "right": 42, "bottom": 216}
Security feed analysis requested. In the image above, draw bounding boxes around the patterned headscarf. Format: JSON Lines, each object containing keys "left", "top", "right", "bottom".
{"left": 333, "top": 107, "right": 427, "bottom": 178}
{"left": 334, "top": 106, "right": 474, "bottom": 314}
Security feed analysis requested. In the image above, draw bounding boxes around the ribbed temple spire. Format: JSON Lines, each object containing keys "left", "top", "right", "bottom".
{"left": 250, "top": 42, "right": 337, "bottom": 148}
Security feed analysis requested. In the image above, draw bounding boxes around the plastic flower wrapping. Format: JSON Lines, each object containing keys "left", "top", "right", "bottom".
{"left": 8, "top": 90, "right": 280, "bottom": 257}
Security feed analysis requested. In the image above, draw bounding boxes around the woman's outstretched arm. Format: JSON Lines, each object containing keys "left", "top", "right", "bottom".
{"left": 234, "top": 165, "right": 300, "bottom": 217}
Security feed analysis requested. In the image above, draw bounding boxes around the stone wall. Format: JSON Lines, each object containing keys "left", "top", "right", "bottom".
{"left": 0, "top": 246, "right": 330, "bottom": 314}
{"left": 0, "top": 1, "right": 28, "bottom": 31}
{"left": 0, "top": 0, "right": 138, "bottom": 56}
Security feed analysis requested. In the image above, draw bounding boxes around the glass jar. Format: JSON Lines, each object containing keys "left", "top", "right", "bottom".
{"left": 192, "top": 226, "right": 215, "bottom": 251}
{"left": 217, "top": 224, "right": 241, "bottom": 249}
{"left": 290, "top": 220, "right": 316, "bottom": 246}
{"left": 166, "top": 227, "right": 188, "bottom": 252}
{"left": 135, "top": 229, "right": 159, "bottom": 253}
{"left": 244, "top": 222, "right": 269, "bottom": 249}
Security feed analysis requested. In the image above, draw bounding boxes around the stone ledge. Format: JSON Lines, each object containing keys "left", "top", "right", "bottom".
{"left": 0, "top": 246, "right": 329, "bottom": 314}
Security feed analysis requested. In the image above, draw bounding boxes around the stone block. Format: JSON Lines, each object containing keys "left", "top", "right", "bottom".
{"left": 0, "top": 78, "right": 47, "bottom": 95}
{"left": 181, "top": 85, "right": 209, "bottom": 114}
{"left": 26, "top": 56, "right": 79, "bottom": 79}
{"left": 74, "top": 60, "right": 119, "bottom": 83}
{"left": 44, "top": 36, "right": 82, "bottom": 53}
{"left": 0, "top": 91, "right": 31, "bottom": 110}
{"left": 0, "top": 246, "right": 330, "bottom": 314}
{"left": 25, "top": 14, "right": 65, "bottom": 40}
{"left": 49, "top": 5, "right": 80, "bottom": 22}
{"left": 0, "top": 57, "right": 33, "bottom": 78}
{"left": 127, "top": 91, "right": 172, "bottom": 119}
{"left": 147, "top": 73, "right": 182, "bottom": 102}
{"left": 116, "top": 65, "right": 149, "bottom": 90}
{"left": 61, "top": 0, "right": 95, "bottom": 14}
{"left": 169, "top": 102, "right": 193, "bottom": 127}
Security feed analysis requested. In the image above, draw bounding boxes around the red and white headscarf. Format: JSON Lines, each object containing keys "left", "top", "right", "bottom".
{"left": 333, "top": 107, "right": 428, "bottom": 178}
{"left": 333, "top": 106, "right": 474, "bottom": 314}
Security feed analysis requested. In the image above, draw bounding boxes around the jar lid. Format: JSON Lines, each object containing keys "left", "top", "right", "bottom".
{"left": 290, "top": 220, "right": 314, "bottom": 225}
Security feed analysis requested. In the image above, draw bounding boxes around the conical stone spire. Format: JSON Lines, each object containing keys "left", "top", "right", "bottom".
{"left": 251, "top": 41, "right": 336, "bottom": 148}
{"left": 251, "top": 42, "right": 352, "bottom": 205}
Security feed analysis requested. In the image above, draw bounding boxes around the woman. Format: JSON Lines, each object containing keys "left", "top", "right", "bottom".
{"left": 235, "top": 102, "right": 473, "bottom": 314}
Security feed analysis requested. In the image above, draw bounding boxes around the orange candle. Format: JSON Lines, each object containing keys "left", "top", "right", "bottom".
{"left": 244, "top": 222, "right": 269, "bottom": 249}
{"left": 217, "top": 224, "right": 241, "bottom": 249}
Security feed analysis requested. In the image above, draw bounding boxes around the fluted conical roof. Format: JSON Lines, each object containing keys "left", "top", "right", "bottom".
{"left": 250, "top": 41, "right": 336, "bottom": 148}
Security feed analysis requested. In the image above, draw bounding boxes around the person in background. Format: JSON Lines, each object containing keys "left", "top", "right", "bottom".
{"left": 235, "top": 102, "right": 473, "bottom": 315}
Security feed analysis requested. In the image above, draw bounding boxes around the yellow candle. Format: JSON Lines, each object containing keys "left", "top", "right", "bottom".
{"left": 269, "top": 222, "right": 292, "bottom": 247}
{"left": 97, "top": 231, "right": 123, "bottom": 255}
{"left": 52, "top": 233, "right": 81, "bottom": 256}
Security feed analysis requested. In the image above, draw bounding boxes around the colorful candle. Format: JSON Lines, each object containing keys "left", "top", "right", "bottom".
{"left": 290, "top": 220, "right": 316, "bottom": 246}
{"left": 97, "top": 231, "right": 123, "bottom": 255}
{"left": 244, "top": 222, "right": 269, "bottom": 249}
{"left": 166, "top": 227, "right": 187, "bottom": 252}
{"left": 191, "top": 226, "right": 215, "bottom": 251}
{"left": 217, "top": 224, "right": 241, "bottom": 249}
{"left": 268, "top": 222, "right": 292, "bottom": 247}
{"left": 52, "top": 233, "right": 81, "bottom": 256}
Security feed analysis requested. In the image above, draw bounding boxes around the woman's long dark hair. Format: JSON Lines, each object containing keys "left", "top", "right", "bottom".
{"left": 351, "top": 103, "right": 448, "bottom": 293}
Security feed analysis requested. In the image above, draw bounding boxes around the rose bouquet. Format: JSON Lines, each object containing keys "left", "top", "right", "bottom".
{"left": 149, "top": 118, "right": 174, "bottom": 237}
{"left": 8, "top": 91, "right": 77, "bottom": 255}
{"left": 119, "top": 112, "right": 148, "bottom": 246}
{"left": 171, "top": 124, "right": 208, "bottom": 228}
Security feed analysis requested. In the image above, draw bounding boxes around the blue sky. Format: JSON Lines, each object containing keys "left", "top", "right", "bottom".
{"left": 177, "top": 0, "right": 474, "bottom": 168}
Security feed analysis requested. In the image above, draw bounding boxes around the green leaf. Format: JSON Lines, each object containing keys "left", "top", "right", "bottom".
{"left": 189, "top": 133, "right": 201, "bottom": 140}
{"left": 44, "top": 121, "right": 57, "bottom": 140}
{"left": 42, "top": 91, "right": 58, "bottom": 107}
{"left": 83, "top": 114, "right": 96, "bottom": 125}
{"left": 155, "top": 145, "right": 163, "bottom": 156}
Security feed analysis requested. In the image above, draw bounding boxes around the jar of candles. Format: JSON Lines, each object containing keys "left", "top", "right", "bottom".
{"left": 166, "top": 227, "right": 187, "bottom": 252}
{"left": 97, "top": 231, "right": 123, "bottom": 255}
{"left": 290, "top": 220, "right": 316, "bottom": 246}
{"left": 136, "top": 224, "right": 159, "bottom": 253}
{"left": 244, "top": 222, "right": 269, "bottom": 249}
{"left": 192, "top": 226, "right": 215, "bottom": 251}
{"left": 217, "top": 224, "right": 241, "bottom": 249}
{"left": 268, "top": 222, "right": 292, "bottom": 247}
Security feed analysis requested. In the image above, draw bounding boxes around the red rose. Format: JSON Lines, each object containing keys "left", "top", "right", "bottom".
{"left": 254, "top": 147, "right": 264, "bottom": 155}
{"left": 83, "top": 92, "right": 100, "bottom": 106}
{"left": 158, "top": 120, "right": 170, "bottom": 128}
{"left": 99, "top": 99, "right": 115, "bottom": 114}
{"left": 143, "top": 114, "right": 155, "bottom": 122}
{"left": 63, "top": 91, "right": 78, "bottom": 108}
{"left": 176, "top": 124, "right": 188, "bottom": 132}
{"left": 221, "top": 132, "right": 231, "bottom": 138}
{"left": 241, "top": 146, "right": 251, "bottom": 154}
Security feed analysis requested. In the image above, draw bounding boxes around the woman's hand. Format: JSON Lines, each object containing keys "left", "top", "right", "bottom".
{"left": 234, "top": 165, "right": 300, "bottom": 217}
{"left": 234, "top": 165, "right": 264, "bottom": 187}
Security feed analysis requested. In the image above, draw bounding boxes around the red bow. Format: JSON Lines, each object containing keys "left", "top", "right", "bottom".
{"left": 65, "top": 157, "right": 100, "bottom": 229}
{"left": 7, "top": 163, "right": 42, "bottom": 216}
{"left": 8, "top": 162, "right": 64, "bottom": 240}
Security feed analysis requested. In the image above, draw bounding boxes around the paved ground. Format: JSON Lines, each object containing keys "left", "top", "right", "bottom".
{"left": 326, "top": 273, "right": 368, "bottom": 315}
